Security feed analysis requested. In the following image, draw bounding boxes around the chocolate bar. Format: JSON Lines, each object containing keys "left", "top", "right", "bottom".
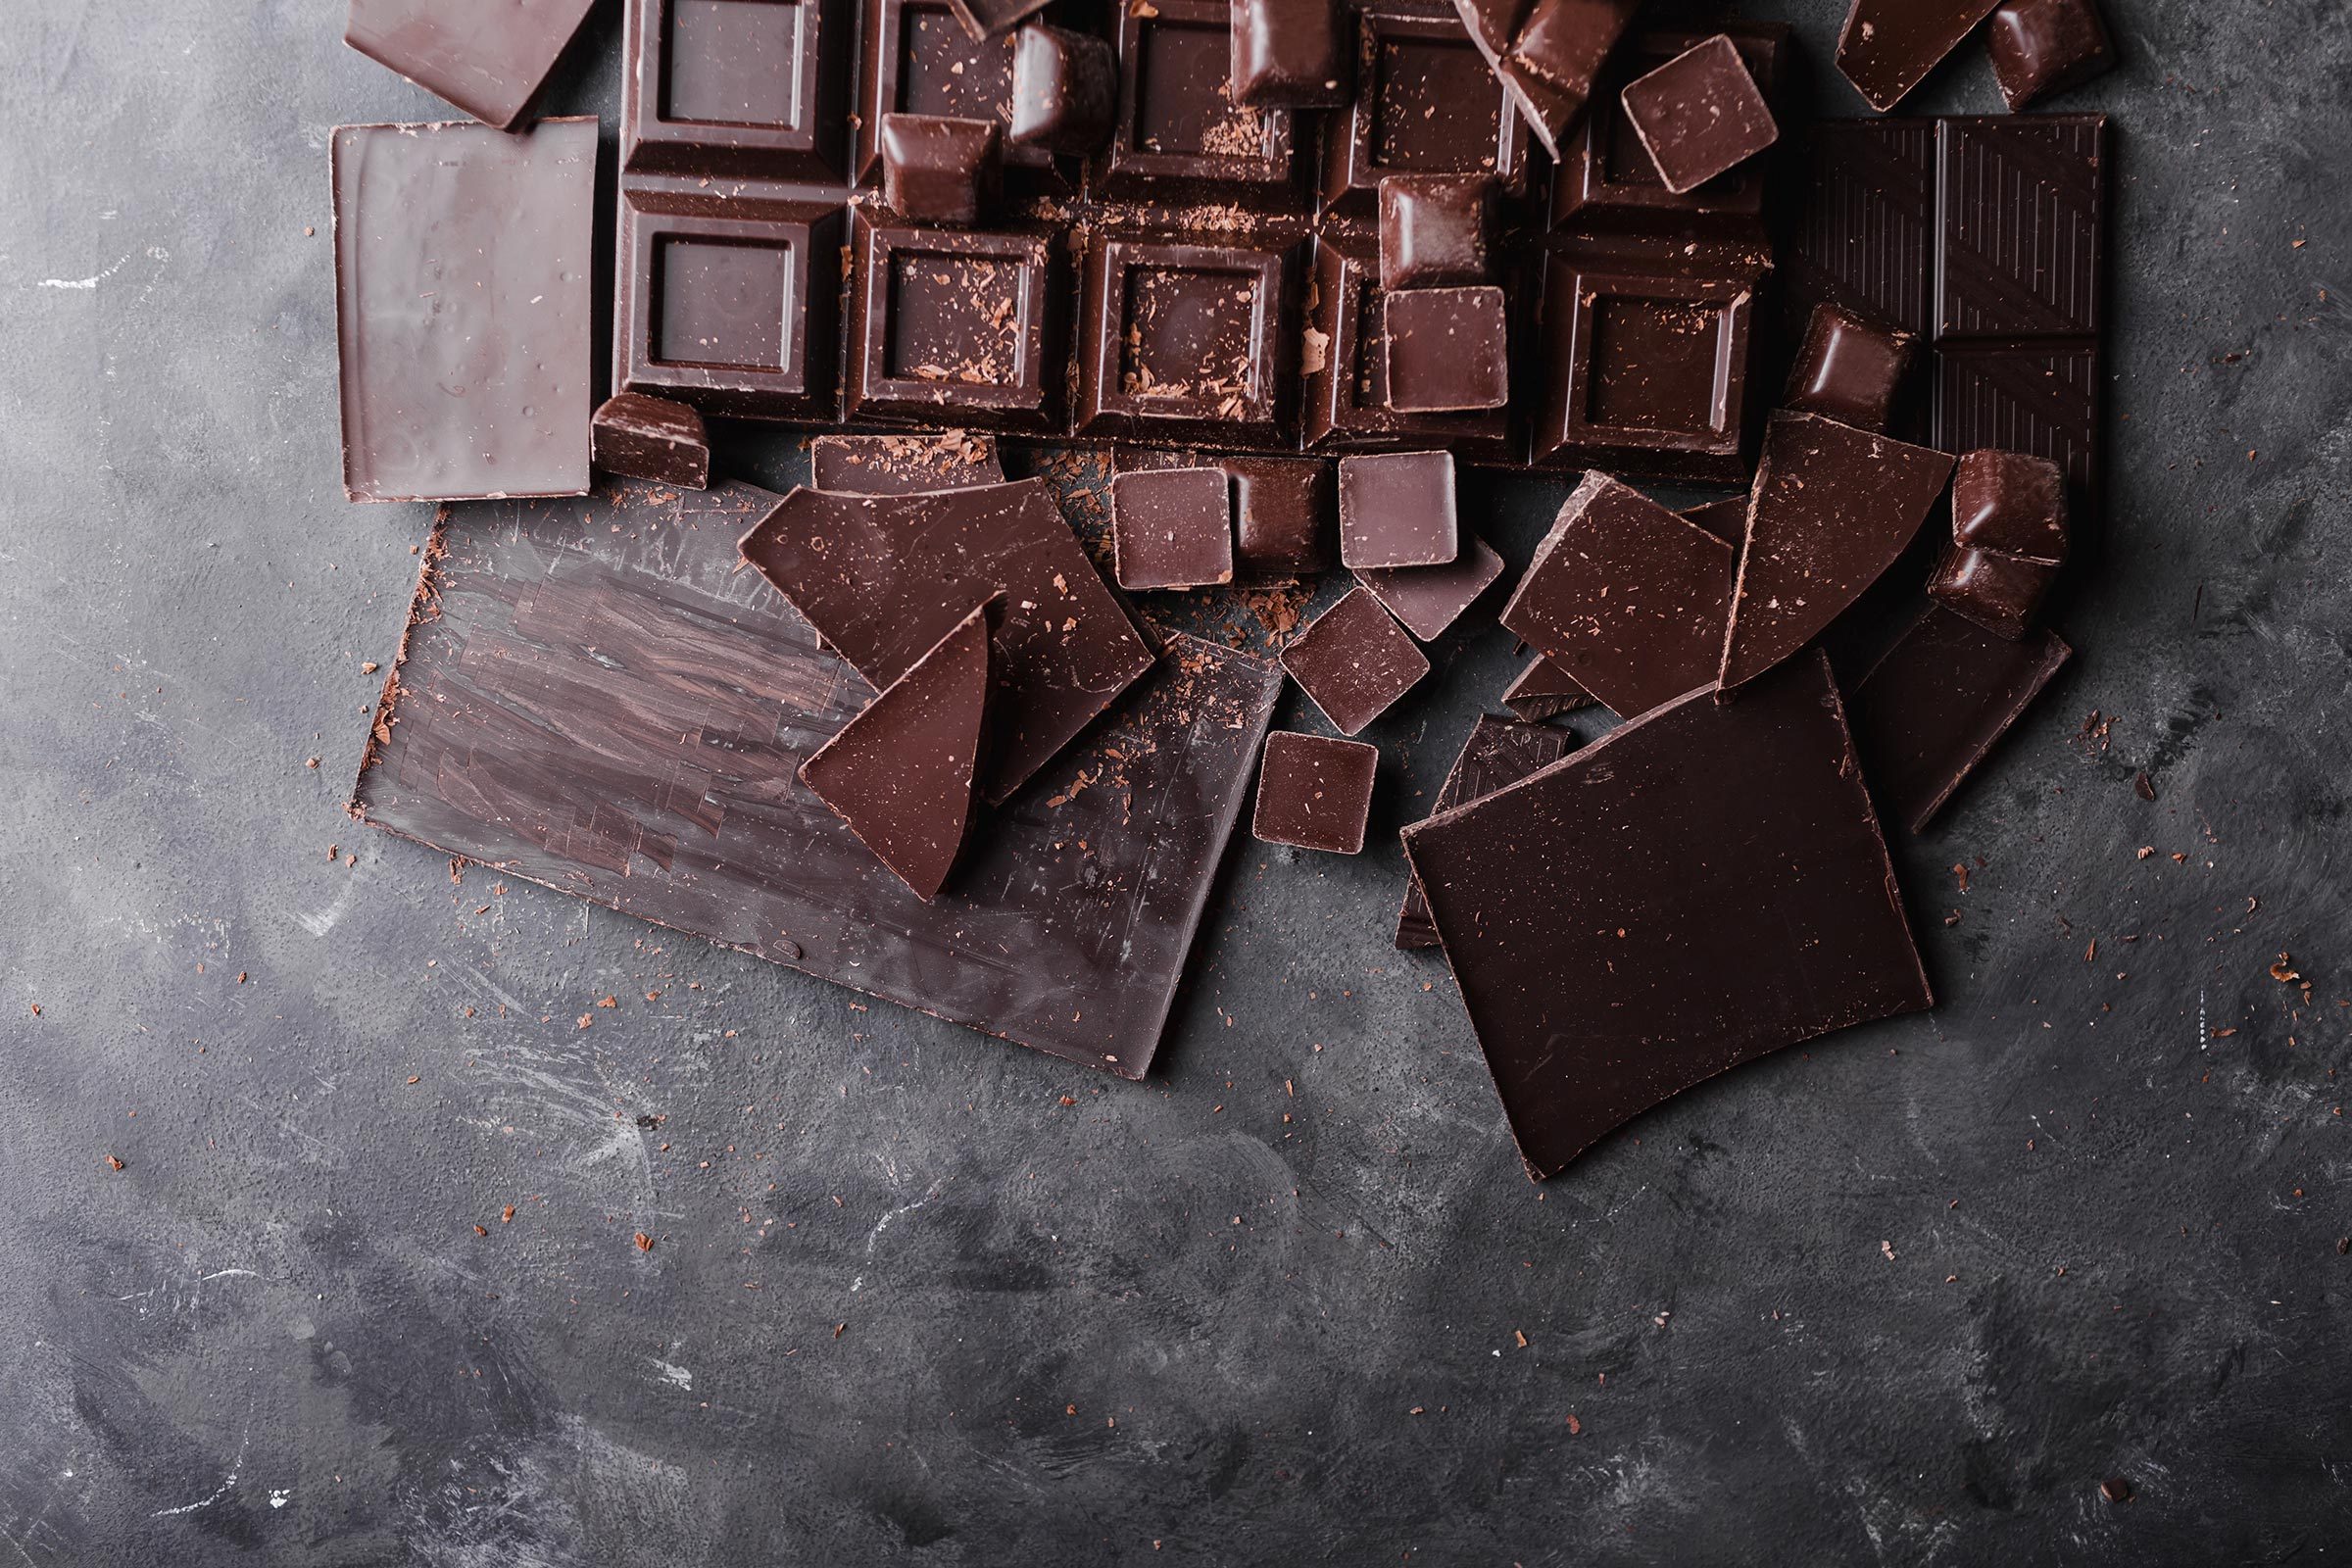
{"left": 1987, "top": 0, "right": 2115, "bottom": 111}
{"left": 1532, "top": 259, "right": 1756, "bottom": 484}
{"left": 353, "top": 479, "right": 1280, "bottom": 1079}
{"left": 1395, "top": 715, "right": 1575, "bottom": 948}
{"left": 333, "top": 118, "right": 595, "bottom": 504}
{"left": 1077, "top": 235, "right": 1298, "bottom": 444}
{"left": 1339, "top": 451, "right": 1458, "bottom": 568}
{"left": 1252, "top": 732, "right": 1380, "bottom": 855}
{"left": 591, "top": 393, "right": 710, "bottom": 490}
{"left": 1400, "top": 653, "right": 1932, "bottom": 1176}
{"left": 845, "top": 215, "right": 1060, "bottom": 431}
{"left": 1282, "top": 587, "right": 1431, "bottom": 735}
{"left": 1355, "top": 536, "right": 1507, "bottom": 641}
{"left": 344, "top": 0, "right": 599, "bottom": 129}
{"left": 1112, "top": 466, "right": 1236, "bottom": 589}
{"left": 1619, "top": 34, "right": 1778, "bottom": 197}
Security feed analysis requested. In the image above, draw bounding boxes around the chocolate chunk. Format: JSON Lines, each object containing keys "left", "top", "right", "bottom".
{"left": 738, "top": 478, "right": 1153, "bottom": 803}
{"left": 1338, "top": 451, "right": 1458, "bottom": 569}
{"left": 1986, "top": 0, "right": 2115, "bottom": 111}
{"left": 333, "top": 119, "right": 594, "bottom": 504}
{"left": 591, "top": 393, "right": 710, "bottom": 490}
{"left": 1933, "top": 343, "right": 2101, "bottom": 512}
{"left": 1499, "top": 473, "right": 1736, "bottom": 719}
{"left": 1455, "top": 0, "right": 1642, "bottom": 160}
{"left": 1113, "top": 467, "right": 1235, "bottom": 590}
{"left": 1835, "top": 0, "right": 2003, "bottom": 113}
{"left": 1785, "top": 305, "right": 1918, "bottom": 434}
{"left": 846, "top": 216, "right": 1059, "bottom": 431}
{"left": 800, "top": 598, "right": 998, "bottom": 901}
{"left": 1231, "top": 0, "right": 1349, "bottom": 108}
{"left": 622, "top": 0, "right": 853, "bottom": 182}
{"left": 1396, "top": 715, "right": 1576, "bottom": 948}
{"left": 1252, "top": 732, "right": 1379, "bottom": 855}
{"left": 1224, "top": 458, "right": 1335, "bottom": 582}
{"left": 1329, "top": 2, "right": 1534, "bottom": 209}
{"left": 1926, "top": 546, "right": 2062, "bottom": 641}
{"left": 1952, "top": 450, "right": 2069, "bottom": 560}
{"left": 858, "top": 1, "right": 1047, "bottom": 186}
{"left": 1849, "top": 604, "right": 2072, "bottom": 832}
{"left": 344, "top": 0, "right": 598, "bottom": 130}
{"left": 1101, "top": 0, "right": 1298, "bottom": 199}
{"left": 1719, "top": 413, "right": 1957, "bottom": 693}
{"left": 1009, "top": 23, "right": 1117, "bottom": 153}
{"left": 1281, "top": 587, "right": 1431, "bottom": 736}
{"left": 1356, "top": 537, "right": 1508, "bottom": 642}
{"left": 810, "top": 433, "right": 1004, "bottom": 495}
{"left": 880, "top": 114, "right": 1003, "bottom": 225}
{"left": 1399, "top": 652, "right": 1932, "bottom": 1177}
{"left": 1382, "top": 287, "right": 1510, "bottom": 414}
{"left": 1937, "top": 116, "right": 2107, "bottom": 341}
{"left": 1378, "top": 175, "right": 1494, "bottom": 288}
{"left": 1301, "top": 238, "right": 1516, "bottom": 456}
{"left": 1620, "top": 34, "right": 1779, "bottom": 196}
{"left": 947, "top": 0, "right": 1049, "bottom": 42}
{"left": 1534, "top": 259, "right": 1756, "bottom": 485}
{"left": 1077, "top": 234, "right": 1298, "bottom": 443}
{"left": 354, "top": 478, "right": 1278, "bottom": 1080}
{"left": 1500, "top": 653, "right": 1594, "bottom": 720}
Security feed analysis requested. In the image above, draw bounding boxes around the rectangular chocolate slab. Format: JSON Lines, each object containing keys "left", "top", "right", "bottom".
{"left": 353, "top": 478, "right": 1280, "bottom": 1079}
{"left": 333, "top": 118, "right": 596, "bottom": 503}
{"left": 1396, "top": 715, "right": 1574, "bottom": 949}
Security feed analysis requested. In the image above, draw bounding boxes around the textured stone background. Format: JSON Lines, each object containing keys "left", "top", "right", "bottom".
{"left": 3, "top": 1, "right": 2349, "bottom": 1562}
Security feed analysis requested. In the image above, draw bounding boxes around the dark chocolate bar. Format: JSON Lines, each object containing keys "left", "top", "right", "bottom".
{"left": 1533, "top": 258, "right": 1756, "bottom": 484}
{"left": 1009, "top": 22, "right": 1117, "bottom": 154}
{"left": 1329, "top": 1, "right": 1534, "bottom": 210}
{"left": 1395, "top": 715, "right": 1575, "bottom": 948}
{"left": 344, "top": 0, "right": 599, "bottom": 130}
{"left": 845, "top": 215, "right": 1060, "bottom": 432}
{"left": 1099, "top": 0, "right": 1298, "bottom": 200}
{"left": 1077, "top": 235, "right": 1298, "bottom": 444}
{"left": 858, "top": 0, "right": 1054, "bottom": 184}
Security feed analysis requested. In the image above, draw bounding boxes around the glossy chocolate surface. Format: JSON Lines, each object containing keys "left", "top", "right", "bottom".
{"left": 344, "top": 0, "right": 598, "bottom": 129}
{"left": 1395, "top": 715, "right": 1574, "bottom": 948}
{"left": 879, "top": 113, "right": 1002, "bottom": 225}
{"left": 1834, "top": 0, "right": 2003, "bottom": 113}
{"left": 1356, "top": 536, "right": 1506, "bottom": 642}
{"left": 1301, "top": 238, "right": 1516, "bottom": 457}
{"left": 1338, "top": 450, "right": 1458, "bottom": 568}
{"left": 1252, "top": 732, "right": 1380, "bottom": 855}
{"left": 1987, "top": 0, "right": 2115, "bottom": 111}
{"left": 1453, "top": 0, "right": 1640, "bottom": 160}
{"left": 591, "top": 392, "right": 710, "bottom": 489}
{"left": 1008, "top": 22, "right": 1116, "bottom": 153}
{"left": 858, "top": 0, "right": 1053, "bottom": 183}
{"left": 1100, "top": 0, "right": 1297, "bottom": 199}
{"left": 738, "top": 478, "right": 1153, "bottom": 803}
{"left": 354, "top": 478, "right": 1279, "bottom": 1078}
{"left": 1112, "top": 466, "right": 1236, "bottom": 589}
{"left": 1378, "top": 174, "right": 1494, "bottom": 288}
{"left": 1926, "top": 545, "right": 2061, "bottom": 641}
{"left": 1534, "top": 259, "right": 1755, "bottom": 484}
{"left": 333, "top": 118, "right": 594, "bottom": 504}
{"left": 1382, "top": 286, "right": 1510, "bottom": 414}
{"left": 1281, "top": 586, "right": 1431, "bottom": 735}
{"left": 1952, "top": 449, "right": 2069, "bottom": 560}
{"left": 1232, "top": 0, "right": 1349, "bottom": 108}
{"left": 1225, "top": 457, "right": 1335, "bottom": 581}
{"left": 1620, "top": 34, "right": 1778, "bottom": 196}
{"left": 1785, "top": 304, "right": 1917, "bottom": 434}
{"left": 810, "top": 431, "right": 1004, "bottom": 492}
{"left": 1936, "top": 116, "right": 2107, "bottom": 341}
{"left": 1328, "top": 1, "right": 1533, "bottom": 209}
{"left": 1399, "top": 653, "right": 1932, "bottom": 1177}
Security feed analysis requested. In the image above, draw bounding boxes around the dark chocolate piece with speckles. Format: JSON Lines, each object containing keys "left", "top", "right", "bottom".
{"left": 880, "top": 114, "right": 1003, "bottom": 225}
{"left": 1113, "top": 467, "right": 1235, "bottom": 589}
{"left": 1231, "top": 0, "right": 1349, "bottom": 108}
{"left": 592, "top": 393, "right": 710, "bottom": 490}
{"left": 1926, "top": 545, "right": 2062, "bottom": 641}
{"left": 1252, "top": 732, "right": 1379, "bottom": 854}
{"left": 1835, "top": 0, "right": 2002, "bottom": 113}
{"left": 1951, "top": 450, "right": 2069, "bottom": 560}
{"left": 1382, "top": 287, "right": 1510, "bottom": 414}
{"left": 948, "top": 0, "right": 1051, "bottom": 43}
{"left": 810, "top": 433, "right": 1004, "bottom": 495}
{"left": 344, "top": 0, "right": 599, "bottom": 129}
{"left": 1620, "top": 34, "right": 1778, "bottom": 196}
{"left": 1009, "top": 23, "right": 1117, "bottom": 153}
{"left": 1500, "top": 652, "right": 1594, "bottom": 719}
{"left": 1339, "top": 451, "right": 1458, "bottom": 569}
{"left": 1355, "top": 536, "right": 1507, "bottom": 642}
{"left": 1282, "top": 586, "right": 1430, "bottom": 735}
{"left": 1396, "top": 715, "right": 1575, "bottom": 948}
{"left": 1986, "top": 0, "right": 2113, "bottom": 111}
{"left": 1378, "top": 174, "right": 1494, "bottom": 288}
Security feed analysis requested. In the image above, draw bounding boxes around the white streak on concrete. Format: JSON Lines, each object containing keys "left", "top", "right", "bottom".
{"left": 849, "top": 1180, "right": 948, "bottom": 1294}
{"left": 36, "top": 254, "right": 129, "bottom": 290}
{"left": 649, "top": 1359, "right": 693, "bottom": 1391}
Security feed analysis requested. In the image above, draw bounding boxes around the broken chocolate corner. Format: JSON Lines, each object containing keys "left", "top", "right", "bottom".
{"left": 1010, "top": 23, "right": 1118, "bottom": 155}
{"left": 1252, "top": 730, "right": 1379, "bottom": 855}
{"left": 1835, "top": 0, "right": 2004, "bottom": 113}
{"left": 799, "top": 597, "right": 1002, "bottom": 903}
{"left": 1231, "top": 0, "right": 1349, "bottom": 109}
{"left": 880, "top": 114, "right": 1003, "bottom": 227}
{"left": 592, "top": 392, "right": 710, "bottom": 490}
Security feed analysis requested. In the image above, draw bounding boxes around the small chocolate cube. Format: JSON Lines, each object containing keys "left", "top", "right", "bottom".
{"left": 1338, "top": 451, "right": 1458, "bottom": 569}
{"left": 1355, "top": 536, "right": 1507, "bottom": 642}
{"left": 1927, "top": 545, "right": 2062, "bottom": 641}
{"left": 1230, "top": 0, "right": 1348, "bottom": 109}
{"left": 879, "top": 114, "right": 1003, "bottom": 226}
{"left": 1224, "top": 457, "right": 1335, "bottom": 582}
{"left": 1986, "top": 0, "right": 2115, "bottom": 112}
{"left": 591, "top": 392, "right": 710, "bottom": 490}
{"left": 1953, "top": 450, "right": 2070, "bottom": 562}
{"left": 1382, "top": 287, "right": 1510, "bottom": 414}
{"left": 1377, "top": 175, "right": 1494, "bottom": 289}
{"left": 1281, "top": 586, "right": 1431, "bottom": 735}
{"left": 1009, "top": 23, "right": 1117, "bottom": 155}
{"left": 1112, "top": 466, "right": 1235, "bottom": 589}
{"left": 1620, "top": 34, "right": 1779, "bottom": 196}
{"left": 1251, "top": 731, "right": 1379, "bottom": 855}
{"left": 1785, "top": 304, "right": 1917, "bottom": 434}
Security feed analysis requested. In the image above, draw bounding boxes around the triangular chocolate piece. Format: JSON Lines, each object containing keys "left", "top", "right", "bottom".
{"left": 798, "top": 598, "right": 998, "bottom": 902}
{"left": 1500, "top": 653, "right": 1594, "bottom": 720}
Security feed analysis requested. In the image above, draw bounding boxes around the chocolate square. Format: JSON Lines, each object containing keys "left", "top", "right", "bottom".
{"left": 846, "top": 217, "right": 1059, "bottom": 430}
{"left": 1936, "top": 115, "right": 2107, "bottom": 341}
{"left": 1008, "top": 22, "right": 1117, "bottom": 155}
{"left": 619, "top": 200, "right": 845, "bottom": 420}
{"left": 1986, "top": 0, "right": 2115, "bottom": 112}
{"left": 1548, "top": 24, "right": 1787, "bottom": 235}
{"left": 1785, "top": 303, "right": 1917, "bottom": 433}
{"left": 1926, "top": 544, "right": 2062, "bottom": 641}
{"left": 1280, "top": 586, "right": 1430, "bottom": 735}
{"left": 1619, "top": 33, "right": 1778, "bottom": 196}
{"left": 1252, "top": 731, "right": 1379, "bottom": 855}
{"left": 592, "top": 392, "right": 710, "bottom": 489}
{"left": 1076, "top": 235, "right": 1296, "bottom": 442}
{"left": 1338, "top": 450, "right": 1457, "bottom": 568}
{"left": 1952, "top": 450, "right": 2068, "bottom": 560}
{"left": 624, "top": 0, "right": 852, "bottom": 180}
{"left": 1299, "top": 238, "right": 1515, "bottom": 455}
{"left": 1354, "top": 535, "right": 1506, "bottom": 641}
{"left": 1382, "top": 286, "right": 1509, "bottom": 414}
{"left": 1099, "top": 0, "right": 1297, "bottom": 198}
{"left": 1784, "top": 117, "right": 1938, "bottom": 338}
{"left": 1224, "top": 457, "right": 1335, "bottom": 581}
{"left": 1378, "top": 174, "right": 1494, "bottom": 288}
{"left": 1231, "top": 0, "right": 1350, "bottom": 108}
{"left": 1112, "top": 466, "right": 1235, "bottom": 589}
{"left": 1322, "top": 2, "right": 1531, "bottom": 211}
{"left": 857, "top": 0, "right": 1054, "bottom": 184}
{"left": 1533, "top": 260, "right": 1754, "bottom": 484}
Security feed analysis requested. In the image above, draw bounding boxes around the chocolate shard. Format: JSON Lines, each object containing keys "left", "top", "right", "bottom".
{"left": 1718, "top": 413, "right": 1957, "bottom": 693}
{"left": 799, "top": 597, "right": 999, "bottom": 901}
{"left": 1500, "top": 652, "right": 1595, "bottom": 720}
{"left": 1452, "top": 0, "right": 1582, "bottom": 159}
{"left": 591, "top": 393, "right": 710, "bottom": 490}
{"left": 333, "top": 118, "right": 595, "bottom": 504}
{"left": 1382, "top": 287, "right": 1510, "bottom": 414}
{"left": 344, "top": 0, "right": 599, "bottom": 130}
{"left": 1252, "top": 731, "right": 1380, "bottom": 855}
{"left": 1231, "top": 0, "right": 1350, "bottom": 108}
{"left": 1679, "top": 495, "right": 1749, "bottom": 548}
{"left": 1338, "top": 451, "right": 1459, "bottom": 569}
{"left": 1009, "top": 23, "right": 1117, "bottom": 154}
{"left": 1378, "top": 174, "right": 1494, "bottom": 288}
{"left": 1985, "top": 0, "right": 2115, "bottom": 111}
{"left": 1785, "top": 304, "right": 1918, "bottom": 434}
{"left": 1112, "top": 466, "right": 1236, "bottom": 590}
{"left": 810, "top": 432, "right": 1005, "bottom": 495}
{"left": 738, "top": 478, "right": 1154, "bottom": 804}
{"left": 1400, "top": 651, "right": 1933, "bottom": 1177}
{"left": 1834, "top": 0, "right": 2003, "bottom": 113}
{"left": 879, "top": 113, "right": 1003, "bottom": 225}
{"left": 1620, "top": 33, "right": 1779, "bottom": 196}
{"left": 1499, "top": 473, "right": 1737, "bottom": 719}
{"left": 1848, "top": 603, "right": 2072, "bottom": 832}
{"left": 1281, "top": 586, "right": 1431, "bottom": 736}
{"left": 1396, "top": 716, "right": 1575, "bottom": 948}
{"left": 1225, "top": 458, "right": 1335, "bottom": 582}
{"left": 1355, "top": 536, "right": 1507, "bottom": 642}
{"left": 1456, "top": 0, "right": 1642, "bottom": 159}
{"left": 1926, "top": 545, "right": 2061, "bottom": 641}
{"left": 947, "top": 0, "right": 1051, "bottom": 42}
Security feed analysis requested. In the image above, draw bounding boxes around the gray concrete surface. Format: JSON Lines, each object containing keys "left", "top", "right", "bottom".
{"left": 3, "top": 1, "right": 2350, "bottom": 1562}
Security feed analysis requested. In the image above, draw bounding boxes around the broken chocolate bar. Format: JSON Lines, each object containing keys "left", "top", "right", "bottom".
{"left": 344, "top": 0, "right": 599, "bottom": 130}
{"left": 1338, "top": 451, "right": 1458, "bottom": 569}
{"left": 738, "top": 478, "right": 1153, "bottom": 803}
{"left": 1225, "top": 457, "right": 1335, "bottom": 582}
{"left": 1986, "top": 0, "right": 2115, "bottom": 111}
{"left": 1009, "top": 22, "right": 1117, "bottom": 153}
{"left": 1835, "top": 0, "right": 2003, "bottom": 113}
{"left": 799, "top": 597, "right": 998, "bottom": 901}
{"left": 1785, "top": 304, "right": 1917, "bottom": 434}
{"left": 1400, "top": 652, "right": 1932, "bottom": 1176}
{"left": 1378, "top": 174, "right": 1494, "bottom": 288}
{"left": 1281, "top": 586, "right": 1431, "bottom": 735}
{"left": 1231, "top": 0, "right": 1349, "bottom": 108}
{"left": 880, "top": 114, "right": 1003, "bottom": 225}
{"left": 1620, "top": 33, "right": 1779, "bottom": 196}
{"left": 333, "top": 118, "right": 595, "bottom": 504}
{"left": 591, "top": 392, "right": 710, "bottom": 490}
{"left": 1396, "top": 715, "right": 1575, "bottom": 948}
{"left": 1355, "top": 537, "right": 1507, "bottom": 642}
{"left": 810, "top": 432, "right": 1005, "bottom": 494}
{"left": 1718, "top": 413, "right": 1956, "bottom": 693}
{"left": 1112, "top": 466, "right": 1236, "bottom": 589}
{"left": 1383, "top": 287, "right": 1510, "bottom": 414}
{"left": 1252, "top": 731, "right": 1379, "bottom": 855}
{"left": 1500, "top": 652, "right": 1594, "bottom": 719}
